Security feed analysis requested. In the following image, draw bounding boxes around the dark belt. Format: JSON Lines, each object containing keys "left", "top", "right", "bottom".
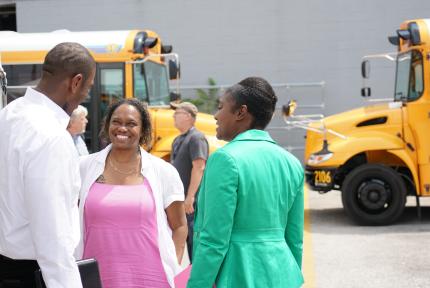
{"left": 0, "top": 254, "right": 40, "bottom": 288}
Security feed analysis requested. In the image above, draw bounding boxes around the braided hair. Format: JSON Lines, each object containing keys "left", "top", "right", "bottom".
{"left": 226, "top": 77, "right": 277, "bottom": 129}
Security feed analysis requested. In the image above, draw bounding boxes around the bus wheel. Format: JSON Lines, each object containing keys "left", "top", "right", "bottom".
{"left": 341, "top": 164, "right": 406, "bottom": 225}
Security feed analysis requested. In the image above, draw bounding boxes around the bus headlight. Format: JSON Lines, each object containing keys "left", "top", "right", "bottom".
{"left": 307, "top": 152, "right": 333, "bottom": 165}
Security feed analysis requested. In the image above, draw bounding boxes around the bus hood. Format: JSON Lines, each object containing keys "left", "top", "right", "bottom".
{"left": 316, "top": 102, "right": 402, "bottom": 131}
{"left": 149, "top": 107, "right": 224, "bottom": 156}
{"left": 305, "top": 102, "right": 403, "bottom": 162}
{"left": 150, "top": 107, "right": 218, "bottom": 136}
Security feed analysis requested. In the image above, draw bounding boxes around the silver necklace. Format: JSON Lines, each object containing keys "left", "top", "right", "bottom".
{"left": 108, "top": 155, "right": 141, "bottom": 175}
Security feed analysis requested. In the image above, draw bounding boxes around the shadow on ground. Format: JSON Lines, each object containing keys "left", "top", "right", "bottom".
{"left": 306, "top": 206, "right": 430, "bottom": 235}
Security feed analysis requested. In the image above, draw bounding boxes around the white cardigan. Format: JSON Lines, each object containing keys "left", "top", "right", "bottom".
{"left": 75, "top": 145, "right": 184, "bottom": 287}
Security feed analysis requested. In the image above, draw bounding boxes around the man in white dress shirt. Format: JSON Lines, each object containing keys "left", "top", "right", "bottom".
{"left": 0, "top": 42, "right": 95, "bottom": 288}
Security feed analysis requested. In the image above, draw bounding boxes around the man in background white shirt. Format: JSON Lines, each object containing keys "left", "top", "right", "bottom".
{"left": 0, "top": 42, "right": 96, "bottom": 288}
{"left": 67, "top": 105, "right": 90, "bottom": 156}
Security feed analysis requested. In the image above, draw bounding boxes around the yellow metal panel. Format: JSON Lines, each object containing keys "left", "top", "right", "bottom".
{"left": 309, "top": 132, "right": 403, "bottom": 168}
{"left": 125, "top": 63, "right": 133, "bottom": 98}
{"left": 418, "top": 164, "right": 430, "bottom": 196}
{"left": 387, "top": 149, "right": 420, "bottom": 195}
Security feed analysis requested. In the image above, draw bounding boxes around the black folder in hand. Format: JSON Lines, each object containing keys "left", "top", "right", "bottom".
{"left": 35, "top": 258, "right": 102, "bottom": 288}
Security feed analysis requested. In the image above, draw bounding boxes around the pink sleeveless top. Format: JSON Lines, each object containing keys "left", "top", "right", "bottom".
{"left": 83, "top": 179, "right": 170, "bottom": 288}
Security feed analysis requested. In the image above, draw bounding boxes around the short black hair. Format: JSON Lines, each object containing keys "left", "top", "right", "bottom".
{"left": 101, "top": 99, "right": 152, "bottom": 146}
{"left": 226, "top": 76, "right": 277, "bottom": 129}
{"left": 42, "top": 42, "right": 96, "bottom": 81}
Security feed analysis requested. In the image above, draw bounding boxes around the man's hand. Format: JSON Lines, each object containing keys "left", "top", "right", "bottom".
{"left": 184, "top": 195, "right": 195, "bottom": 214}
{"left": 186, "top": 157, "right": 206, "bottom": 215}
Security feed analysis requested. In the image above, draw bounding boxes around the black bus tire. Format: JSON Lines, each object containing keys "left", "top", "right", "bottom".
{"left": 341, "top": 164, "right": 406, "bottom": 225}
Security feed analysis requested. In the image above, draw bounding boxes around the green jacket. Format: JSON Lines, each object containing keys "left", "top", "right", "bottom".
{"left": 187, "top": 130, "right": 304, "bottom": 288}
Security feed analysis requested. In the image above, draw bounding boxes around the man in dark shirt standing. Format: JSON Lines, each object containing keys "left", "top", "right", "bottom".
{"left": 171, "top": 102, "right": 209, "bottom": 262}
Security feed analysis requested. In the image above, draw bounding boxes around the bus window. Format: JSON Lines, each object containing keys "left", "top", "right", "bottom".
{"left": 100, "top": 68, "right": 124, "bottom": 117}
{"left": 3, "top": 64, "right": 42, "bottom": 103}
{"left": 408, "top": 50, "right": 423, "bottom": 101}
{"left": 394, "top": 50, "right": 424, "bottom": 102}
{"left": 133, "top": 64, "right": 148, "bottom": 102}
{"left": 143, "top": 61, "right": 169, "bottom": 105}
{"left": 394, "top": 52, "right": 411, "bottom": 101}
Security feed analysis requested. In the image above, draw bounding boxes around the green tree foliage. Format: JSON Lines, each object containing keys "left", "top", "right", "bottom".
{"left": 184, "top": 78, "right": 219, "bottom": 114}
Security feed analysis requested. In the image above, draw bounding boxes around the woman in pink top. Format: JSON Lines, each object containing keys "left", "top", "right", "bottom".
{"left": 76, "top": 99, "right": 188, "bottom": 288}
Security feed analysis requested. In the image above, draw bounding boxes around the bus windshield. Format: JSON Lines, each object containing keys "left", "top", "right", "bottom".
{"left": 394, "top": 50, "right": 423, "bottom": 102}
{"left": 133, "top": 60, "right": 170, "bottom": 106}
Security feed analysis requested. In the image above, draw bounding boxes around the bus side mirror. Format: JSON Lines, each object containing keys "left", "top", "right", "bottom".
{"left": 169, "top": 59, "right": 180, "bottom": 80}
{"left": 361, "top": 87, "right": 371, "bottom": 97}
{"left": 282, "top": 100, "right": 297, "bottom": 117}
{"left": 161, "top": 45, "right": 172, "bottom": 54}
{"left": 361, "top": 60, "right": 370, "bottom": 79}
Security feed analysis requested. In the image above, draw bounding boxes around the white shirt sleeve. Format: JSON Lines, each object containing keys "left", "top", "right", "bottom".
{"left": 161, "top": 162, "right": 185, "bottom": 209}
{"left": 24, "top": 134, "right": 82, "bottom": 288}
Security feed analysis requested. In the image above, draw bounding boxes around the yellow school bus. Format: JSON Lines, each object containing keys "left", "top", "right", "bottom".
{"left": 287, "top": 19, "right": 430, "bottom": 225}
{"left": 0, "top": 29, "right": 223, "bottom": 158}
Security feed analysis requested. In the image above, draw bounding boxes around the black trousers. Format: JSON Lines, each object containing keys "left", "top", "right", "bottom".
{"left": 186, "top": 213, "right": 194, "bottom": 263}
{"left": 0, "top": 255, "right": 40, "bottom": 288}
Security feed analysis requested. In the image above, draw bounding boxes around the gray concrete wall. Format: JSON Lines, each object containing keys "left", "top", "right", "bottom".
{"left": 13, "top": 0, "right": 429, "bottom": 111}
{"left": 8, "top": 0, "right": 430, "bottom": 159}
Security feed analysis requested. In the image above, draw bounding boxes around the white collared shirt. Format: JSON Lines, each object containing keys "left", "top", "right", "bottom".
{"left": 76, "top": 144, "right": 184, "bottom": 287}
{"left": 0, "top": 88, "right": 82, "bottom": 288}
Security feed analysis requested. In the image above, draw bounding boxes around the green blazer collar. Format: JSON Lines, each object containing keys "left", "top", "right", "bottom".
{"left": 231, "top": 129, "right": 276, "bottom": 144}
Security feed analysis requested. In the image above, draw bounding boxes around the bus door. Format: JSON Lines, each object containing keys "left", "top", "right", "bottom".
{"left": 397, "top": 50, "right": 430, "bottom": 195}
{"left": 86, "top": 63, "right": 125, "bottom": 152}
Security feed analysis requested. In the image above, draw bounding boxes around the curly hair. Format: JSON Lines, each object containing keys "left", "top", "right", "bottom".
{"left": 226, "top": 76, "right": 277, "bottom": 129}
{"left": 101, "top": 99, "right": 152, "bottom": 146}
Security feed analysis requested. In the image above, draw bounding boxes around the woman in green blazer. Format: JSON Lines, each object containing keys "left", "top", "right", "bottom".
{"left": 187, "top": 77, "right": 304, "bottom": 288}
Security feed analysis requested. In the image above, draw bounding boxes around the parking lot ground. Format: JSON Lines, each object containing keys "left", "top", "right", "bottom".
{"left": 303, "top": 188, "right": 430, "bottom": 288}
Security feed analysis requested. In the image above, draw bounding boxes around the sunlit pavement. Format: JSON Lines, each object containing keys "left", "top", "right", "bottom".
{"left": 304, "top": 188, "right": 430, "bottom": 288}
{"left": 303, "top": 187, "right": 315, "bottom": 288}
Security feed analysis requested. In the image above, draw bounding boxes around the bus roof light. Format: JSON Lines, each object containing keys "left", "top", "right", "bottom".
{"left": 142, "top": 37, "right": 158, "bottom": 55}
{"left": 408, "top": 22, "right": 421, "bottom": 45}
{"left": 133, "top": 31, "right": 147, "bottom": 54}
{"left": 144, "top": 37, "right": 158, "bottom": 49}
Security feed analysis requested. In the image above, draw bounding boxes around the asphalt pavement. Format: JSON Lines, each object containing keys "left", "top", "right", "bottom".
{"left": 304, "top": 189, "right": 430, "bottom": 288}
